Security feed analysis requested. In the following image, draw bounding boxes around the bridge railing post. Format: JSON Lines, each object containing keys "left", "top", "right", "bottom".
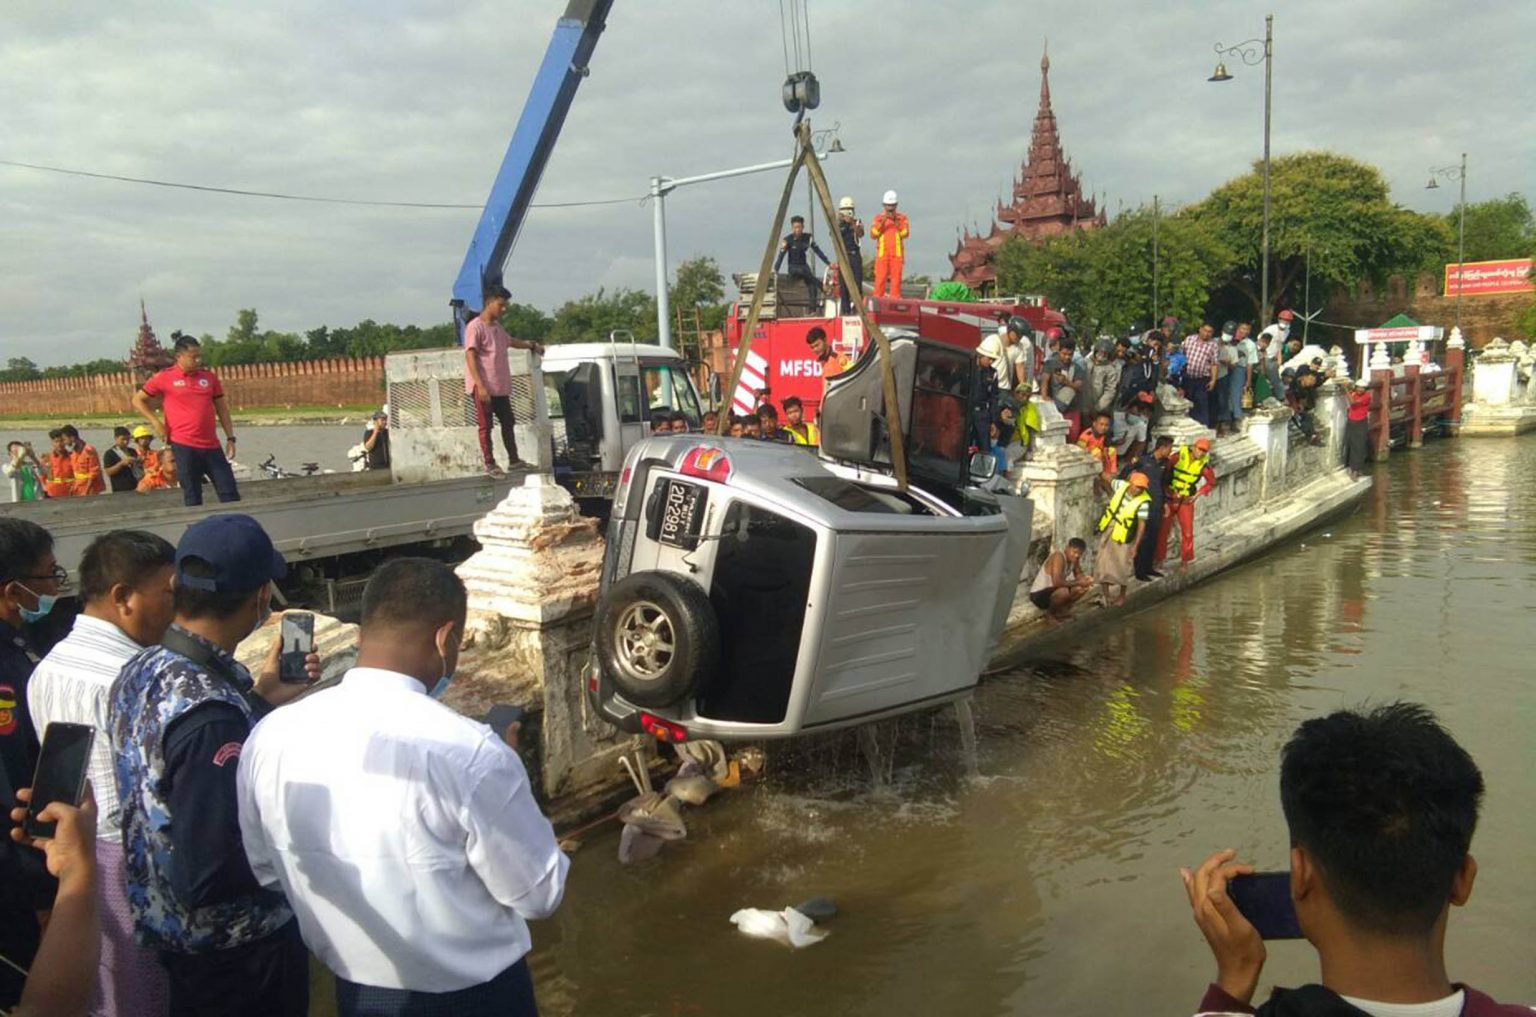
{"left": 1370, "top": 369, "right": 1393, "bottom": 456}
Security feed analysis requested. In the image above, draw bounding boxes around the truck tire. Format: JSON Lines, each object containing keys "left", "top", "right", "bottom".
{"left": 596, "top": 571, "right": 719, "bottom": 709}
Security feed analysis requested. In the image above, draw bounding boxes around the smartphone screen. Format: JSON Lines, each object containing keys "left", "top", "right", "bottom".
{"left": 279, "top": 611, "right": 316, "bottom": 683}
{"left": 1228, "top": 871, "right": 1303, "bottom": 940}
{"left": 25, "top": 722, "right": 95, "bottom": 839}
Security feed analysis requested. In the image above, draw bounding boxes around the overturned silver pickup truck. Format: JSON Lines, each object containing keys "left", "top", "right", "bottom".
{"left": 585, "top": 335, "right": 1032, "bottom": 742}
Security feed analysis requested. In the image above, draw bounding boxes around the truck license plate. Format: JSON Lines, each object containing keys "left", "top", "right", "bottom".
{"left": 658, "top": 480, "right": 706, "bottom": 549}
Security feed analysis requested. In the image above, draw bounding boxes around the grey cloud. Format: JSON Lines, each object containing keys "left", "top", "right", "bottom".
{"left": 2, "top": 0, "right": 1531, "bottom": 364}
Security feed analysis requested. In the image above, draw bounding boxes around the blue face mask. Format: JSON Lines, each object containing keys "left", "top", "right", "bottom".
{"left": 16, "top": 583, "right": 56, "bottom": 624}
{"left": 427, "top": 632, "right": 454, "bottom": 700}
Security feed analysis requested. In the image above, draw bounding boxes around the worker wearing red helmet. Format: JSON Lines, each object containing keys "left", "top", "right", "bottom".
{"left": 869, "top": 190, "right": 909, "bottom": 298}
{"left": 1155, "top": 435, "right": 1217, "bottom": 567}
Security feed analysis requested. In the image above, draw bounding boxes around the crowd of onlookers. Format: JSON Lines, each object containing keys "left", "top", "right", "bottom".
{"left": 5, "top": 425, "right": 178, "bottom": 503}
{"left": 2, "top": 513, "right": 564, "bottom": 1016}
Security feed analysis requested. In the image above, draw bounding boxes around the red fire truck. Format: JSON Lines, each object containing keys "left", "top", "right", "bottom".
{"left": 719, "top": 280, "right": 1067, "bottom": 419}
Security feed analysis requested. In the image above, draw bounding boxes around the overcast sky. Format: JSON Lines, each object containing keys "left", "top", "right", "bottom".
{"left": 4, "top": 0, "right": 1532, "bottom": 366}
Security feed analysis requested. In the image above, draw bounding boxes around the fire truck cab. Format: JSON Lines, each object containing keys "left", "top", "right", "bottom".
{"left": 719, "top": 271, "right": 1067, "bottom": 422}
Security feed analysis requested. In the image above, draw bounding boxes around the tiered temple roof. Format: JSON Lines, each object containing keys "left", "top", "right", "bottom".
{"left": 950, "top": 45, "right": 1107, "bottom": 292}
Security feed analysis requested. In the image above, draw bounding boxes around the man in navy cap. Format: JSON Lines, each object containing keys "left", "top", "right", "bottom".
{"left": 108, "top": 514, "right": 318, "bottom": 1017}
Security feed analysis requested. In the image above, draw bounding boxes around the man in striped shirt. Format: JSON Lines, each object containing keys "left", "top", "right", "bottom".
{"left": 28, "top": 530, "right": 177, "bottom": 1016}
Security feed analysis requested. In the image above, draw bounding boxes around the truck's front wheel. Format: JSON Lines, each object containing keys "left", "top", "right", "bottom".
{"left": 596, "top": 571, "right": 718, "bottom": 709}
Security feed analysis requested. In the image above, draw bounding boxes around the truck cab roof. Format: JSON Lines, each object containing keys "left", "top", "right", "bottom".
{"left": 541, "top": 342, "right": 683, "bottom": 363}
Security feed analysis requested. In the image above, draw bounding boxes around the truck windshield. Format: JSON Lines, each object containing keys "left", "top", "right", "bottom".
{"left": 641, "top": 364, "right": 702, "bottom": 427}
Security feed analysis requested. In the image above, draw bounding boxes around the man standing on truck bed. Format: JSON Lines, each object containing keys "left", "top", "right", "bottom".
{"left": 774, "top": 215, "right": 830, "bottom": 297}
{"left": 835, "top": 197, "right": 864, "bottom": 314}
{"left": 133, "top": 333, "right": 241, "bottom": 506}
{"left": 465, "top": 285, "right": 545, "bottom": 478}
{"left": 869, "top": 190, "right": 909, "bottom": 298}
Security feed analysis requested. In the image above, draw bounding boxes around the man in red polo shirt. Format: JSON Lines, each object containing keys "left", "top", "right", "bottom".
{"left": 132, "top": 334, "right": 241, "bottom": 506}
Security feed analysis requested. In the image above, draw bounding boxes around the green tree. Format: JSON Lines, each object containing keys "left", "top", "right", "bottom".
{"left": 669, "top": 256, "right": 728, "bottom": 332}
{"left": 1189, "top": 151, "right": 1453, "bottom": 322}
{"left": 498, "top": 302, "right": 553, "bottom": 343}
{"left": 993, "top": 208, "right": 1233, "bottom": 333}
{"left": 2, "top": 357, "right": 41, "bottom": 382}
{"left": 1449, "top": 193, "right": 1535, "bottom": 263}
{"left": 549, "top": 287, "right": 658, "bottom": 344}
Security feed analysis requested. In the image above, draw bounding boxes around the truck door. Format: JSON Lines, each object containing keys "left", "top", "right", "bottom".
{"left": 610, "top": 352, "right": 646, "bottom": 471}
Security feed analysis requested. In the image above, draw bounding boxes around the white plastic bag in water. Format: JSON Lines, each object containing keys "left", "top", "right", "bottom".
{"left": 729, "top": 907, "right": 828, "bottom": 948}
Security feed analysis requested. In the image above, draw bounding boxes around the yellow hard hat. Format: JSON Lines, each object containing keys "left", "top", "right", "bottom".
{"left": 131, "top": 425, "right": 154, "bottom": 440}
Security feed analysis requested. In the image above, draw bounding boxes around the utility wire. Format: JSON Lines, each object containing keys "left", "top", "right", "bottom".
{"left": 0, "top": 158, "right": 645, "bottom": 210}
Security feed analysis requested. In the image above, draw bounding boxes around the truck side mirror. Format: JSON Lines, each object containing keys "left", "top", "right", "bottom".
{"left": 968, "top": 452, "right": 998, "bottom": 482}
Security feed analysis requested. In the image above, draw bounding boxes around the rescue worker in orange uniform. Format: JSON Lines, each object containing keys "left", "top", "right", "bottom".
{"left": 137, "top": 446, "right": 178, "bottom": 492}
{"left": 1155, "top": 436, "right": 1216, "bottom": 567}
{"left": 60, "top": 424, "right": 105, "bottom": 496}
{"left": 869, "top": 190, "right": 910, "bottom": 298}
{"left": 43, "top": 429, "right": 74, "bottom": 499}
{"left": 806, "top": 327, "right": 849, "bottom": 383}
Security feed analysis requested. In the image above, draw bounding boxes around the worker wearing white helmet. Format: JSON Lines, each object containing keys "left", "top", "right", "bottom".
{"left": 870, "top": 190, "right": 910, "bottom": 299}
{"left": 835, "top": 196, "right": 865, "bottom": 313}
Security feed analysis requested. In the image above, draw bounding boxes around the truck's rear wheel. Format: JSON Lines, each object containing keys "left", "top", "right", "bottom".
{"left": 596, "top": 571, "right": 718, "bottom": 708}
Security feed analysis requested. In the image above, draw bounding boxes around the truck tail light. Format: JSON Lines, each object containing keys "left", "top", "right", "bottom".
{"left": 679, "top": 446, "right": 732, "bottom": 484}
{"left": 640, "top": 712, "right": 689, "bottom": 743}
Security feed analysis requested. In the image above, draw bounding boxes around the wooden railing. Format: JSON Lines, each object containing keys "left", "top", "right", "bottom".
{"left": 1368, "top": 346, "right": 1464, "bottom": 454}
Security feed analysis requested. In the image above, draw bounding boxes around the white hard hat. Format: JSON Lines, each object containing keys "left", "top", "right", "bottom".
{"left": 838, "top": 196, "right": 855, "bottom": 212}
{"left": 882, "top": 189, "right": 898, "bottom": 205}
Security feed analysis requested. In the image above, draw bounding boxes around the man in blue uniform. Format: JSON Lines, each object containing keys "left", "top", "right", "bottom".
{"left": 109, "top": 514, "right": 317, "bottom": 1017}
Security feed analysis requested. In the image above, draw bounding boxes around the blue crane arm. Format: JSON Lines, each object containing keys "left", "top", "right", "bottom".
{"left": 451, "top": 0, "right": 614, "bottom": 338}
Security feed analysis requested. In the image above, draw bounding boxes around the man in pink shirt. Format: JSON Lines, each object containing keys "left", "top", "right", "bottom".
{"left": 464, "top": 285, "right": 545, "bottom": 476}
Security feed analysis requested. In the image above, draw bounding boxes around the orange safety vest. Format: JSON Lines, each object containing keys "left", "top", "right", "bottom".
{"left": 45, "top": 451, "right": 74, "bottom": 498}
{"left": 71, "top": 443, "right": 105, "bottom": 496}
{"left": 137, "top": 459, "right": 174, "bottom": 492}
{"left": 869, "top": 211, "right": 910, "bottom": 259}
{"left": 1076, "top": 431, "right": 1118, "bottom": 477}
{"left": 820, "top": 350, "right": 850, "bottom": 382}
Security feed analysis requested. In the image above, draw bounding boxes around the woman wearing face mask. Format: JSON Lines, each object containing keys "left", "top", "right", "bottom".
{"left": 0, "top": 517, "right": 68, "bottom": 1011}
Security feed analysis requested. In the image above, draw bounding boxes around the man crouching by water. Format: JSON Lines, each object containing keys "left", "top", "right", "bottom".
{"left": 238, "top": 558, "right": 567, "bottom": 1016}
{"left": 1182, "top": 702, "right": 1528, "bottom": 1016}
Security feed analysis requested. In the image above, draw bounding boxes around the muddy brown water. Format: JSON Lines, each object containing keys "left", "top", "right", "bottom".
{"left": 527, "top": 437, "right": 1536, "bottom": 1016}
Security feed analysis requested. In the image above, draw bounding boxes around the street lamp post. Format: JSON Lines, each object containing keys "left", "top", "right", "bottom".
{"left": 1210, "top": 13, "right": 1274, "bottom": 322}
{"left": 650, "top": 129, "right": 842, "bottom": 349}
{"left": 1426, "top": 153, "right": 1468, "bottom": 332}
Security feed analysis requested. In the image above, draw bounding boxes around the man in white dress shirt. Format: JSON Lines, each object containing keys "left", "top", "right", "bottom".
{"left": 28, "top": 529, "right": 177, "bottom": 1016}
{"left": 237, "top": 557, "right": 567, "bottom": 1017}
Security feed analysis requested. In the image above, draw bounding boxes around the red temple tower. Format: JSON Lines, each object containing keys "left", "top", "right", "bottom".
{"left": 950, "top": 44, "right": 1107, "bottom": 293}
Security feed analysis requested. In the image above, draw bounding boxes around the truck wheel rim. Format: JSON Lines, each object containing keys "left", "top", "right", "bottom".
{"left": 615, "top": 601, "right": 675, "bottom": 682}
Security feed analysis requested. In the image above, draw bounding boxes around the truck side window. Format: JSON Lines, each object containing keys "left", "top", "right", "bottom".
{"left": 617, "top": 374, "right": 642, "bottom": 423}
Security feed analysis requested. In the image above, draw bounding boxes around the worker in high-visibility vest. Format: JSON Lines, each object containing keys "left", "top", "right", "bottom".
{"left": 1095, "top": 470, "right": 1153, "bottom": 606}
{"left": 43, "top": 429, "right": 74, "bottom": 498}
{"left": 61, "top": 424, "right": 105, "bottom": 496}
{"left": 869, "top": 190, "right": 909, "bottom": 299}
{"left": 782, "top": 396, "right": 819, "bottom": 446}
{"left": 1155, "top": 436, "right": 1216, "bottom": 567}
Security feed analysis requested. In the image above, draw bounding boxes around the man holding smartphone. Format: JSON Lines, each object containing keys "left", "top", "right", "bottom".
{"left": 0, "top": 518, "right": 69, "bottom": 1010}
{"left": 1181, "top": 703, "right": 1526, "bottom": 1016}
{"left": 108, "top": 515, "right": 318, "bottom": 1017}
{"left": 238, "top": 558, "right": 567, "bottom": 1016}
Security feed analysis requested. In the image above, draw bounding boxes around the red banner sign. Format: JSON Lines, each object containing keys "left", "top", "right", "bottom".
{"left": 1444, "top": 258, "right": 1534, "bottom": 297}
